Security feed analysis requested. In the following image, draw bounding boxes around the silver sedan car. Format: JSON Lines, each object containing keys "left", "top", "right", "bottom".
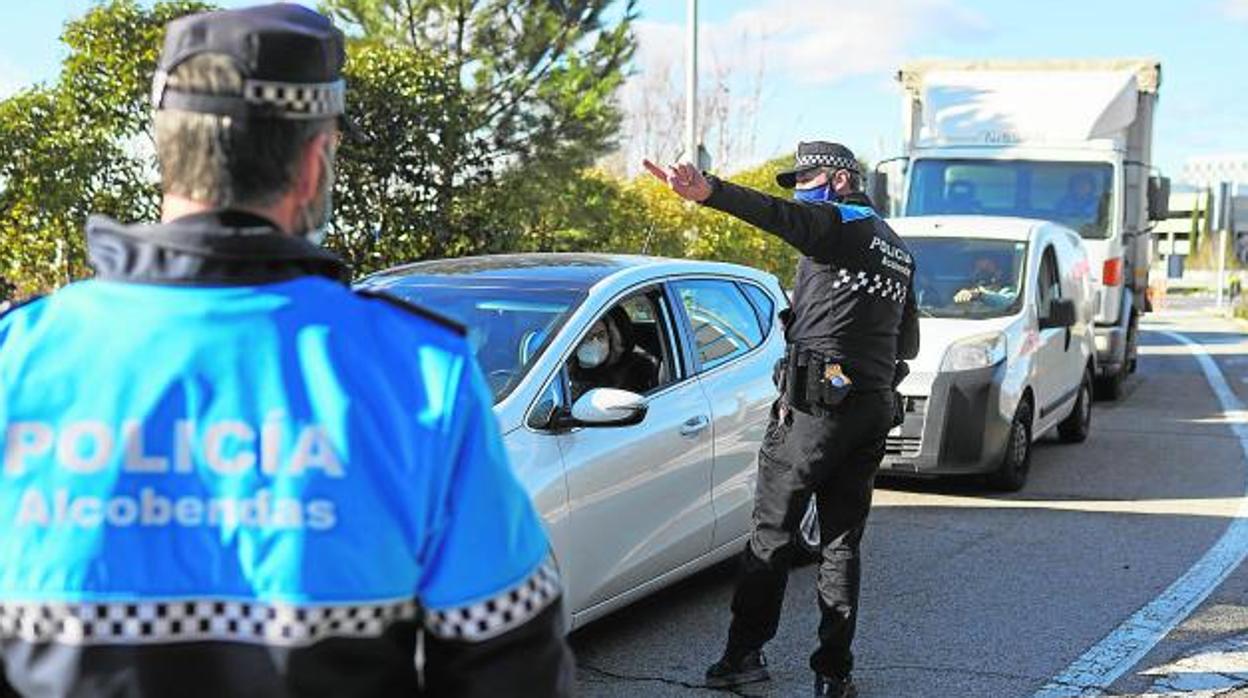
{"left": 358, "top": 254, "right": 785, "bottom": 629}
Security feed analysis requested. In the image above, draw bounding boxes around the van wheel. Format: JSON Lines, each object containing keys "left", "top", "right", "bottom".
{"left": 989, "top": 399, "right": 1033, "bottom": 492}
{"left": 1058, "top": 369, "right": 1093, "bottom": 443}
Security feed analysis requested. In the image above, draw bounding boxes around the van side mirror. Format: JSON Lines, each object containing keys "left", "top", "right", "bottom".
{"left": 1148, "top": 175, "right": 1170, "bottom": 220}
{"left": 1040, "top": 299, "right": 1076, "bottom": 330}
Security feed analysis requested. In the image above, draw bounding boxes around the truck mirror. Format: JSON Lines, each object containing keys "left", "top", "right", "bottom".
{"left": 1148, "top": 176, "right": 1171, "bottom": 220}
{"left": 869, "top": 170, "right": 890, "bottom": 216}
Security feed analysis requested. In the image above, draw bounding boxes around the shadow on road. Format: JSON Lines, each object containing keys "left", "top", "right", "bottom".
{"left": 570, "top": 324, "right": 1248, "bottom": 697}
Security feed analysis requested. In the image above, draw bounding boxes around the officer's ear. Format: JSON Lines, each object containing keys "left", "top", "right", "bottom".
{"left": 291, "top": 128, "right": 336, "bottom": 208}
{"left": 831, "top": 169, "right": 853, "bottom": 195}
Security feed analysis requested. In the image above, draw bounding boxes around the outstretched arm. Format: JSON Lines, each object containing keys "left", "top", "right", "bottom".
{"left": 642, "top": 159, "right": 848, "bottom": 263}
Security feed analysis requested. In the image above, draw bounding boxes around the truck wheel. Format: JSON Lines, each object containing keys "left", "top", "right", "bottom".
{"left": 1095, "top": 360, "right": 1128, "bottom": 400}
{"left": 1097, "top": 312, "right": 1137, "bottom": 399}
{"left": 1058, "top": 369, "right": 1093, "bottom": 443}
{"left": 1126, "top": 312, "right": 1140, "bottom": 375}
{"left": 989, "top": 399, "right": 1033, "bottom": 492}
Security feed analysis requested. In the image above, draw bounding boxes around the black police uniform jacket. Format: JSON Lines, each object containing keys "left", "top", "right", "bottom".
{"left": 703, "top": 179, "right": 919, "bottom": 390}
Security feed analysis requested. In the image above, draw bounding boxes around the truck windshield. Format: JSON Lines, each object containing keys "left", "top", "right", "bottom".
{"left": 906, "top": 159, "right": 1114, "bottom": 239}
{"left": 908, "top": 238, "right": 1028, "bottom": 319}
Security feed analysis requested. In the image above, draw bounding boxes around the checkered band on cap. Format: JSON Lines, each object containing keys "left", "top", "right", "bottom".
{"left": 245, "top": 79, "right": 345, "bottom": 119}
{"left": 424, "top": 556, "right": 561, "bottom": 643}
{"left": 794, "top": 153, "right": 859, "bottom": 172}
{"left": 0, "top": 597, "right": 417, "bottom": 647}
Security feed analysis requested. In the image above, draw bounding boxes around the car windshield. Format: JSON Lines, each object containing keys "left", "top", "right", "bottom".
{"left": 906, "top": 159, "right": 1114, "bottom": 239}
{"left": 376, "top": 283, "right": 582, "bottom": 403}
{"left": 908, "top": 238, "right": 1029, "bottom": 319}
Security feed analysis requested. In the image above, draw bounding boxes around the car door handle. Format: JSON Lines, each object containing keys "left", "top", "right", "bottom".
{"left": 680, "top": 415, "right": 711, "bottom": 437}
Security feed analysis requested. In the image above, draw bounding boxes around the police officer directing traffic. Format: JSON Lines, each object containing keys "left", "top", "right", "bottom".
{"left": 0, "top": 5, "right": 573, "bottom": 697}
{"left": 646, "top": 142, "right": 919, "bottom": 697}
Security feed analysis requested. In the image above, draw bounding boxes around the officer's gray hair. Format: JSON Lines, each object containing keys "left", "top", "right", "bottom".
{"left": 153, "top": 54, "right": 333, "bottom": 208}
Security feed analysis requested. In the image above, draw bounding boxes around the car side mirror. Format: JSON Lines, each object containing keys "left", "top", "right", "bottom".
{"left": 1148, "top": 175, "right": 1170, "bottom": 221}
{"left": 1040, "top": 299, "right": 1076, "bottom": 330}
{"left": 566, "top": 388, "right": 648, "bottom": 427}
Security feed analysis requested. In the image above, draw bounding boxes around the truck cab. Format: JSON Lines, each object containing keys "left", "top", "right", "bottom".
{"left": 890, "top": 60, "right": 1170, "bottom": 398}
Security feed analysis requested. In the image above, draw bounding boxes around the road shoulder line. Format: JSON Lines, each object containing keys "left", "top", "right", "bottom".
{"left": 1033, "top": 329, "right": 1248, "bottom": 698}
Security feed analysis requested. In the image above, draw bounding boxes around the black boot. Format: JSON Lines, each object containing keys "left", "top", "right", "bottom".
{"left": 705, "top": 649, "right": 770, "bottom": 688}
{"left": 814, "top": 672, "right": 857, "bottom": 697}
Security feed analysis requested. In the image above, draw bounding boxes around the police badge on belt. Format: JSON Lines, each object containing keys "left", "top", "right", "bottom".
{"left": 821, "top": 363, "right": 853, "bottom": 408}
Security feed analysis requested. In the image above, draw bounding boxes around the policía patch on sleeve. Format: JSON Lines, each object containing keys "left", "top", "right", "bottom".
{"left": 423, "top": 556, "right": 561, "bottom": 642}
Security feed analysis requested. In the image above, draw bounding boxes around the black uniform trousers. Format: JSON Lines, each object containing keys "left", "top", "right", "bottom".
{"left": 726, "top": 388, "right": 894, "bottom": 678}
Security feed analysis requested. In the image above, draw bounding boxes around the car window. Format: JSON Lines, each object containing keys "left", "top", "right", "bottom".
{"left": 740, "top": 283, "right": 775, "bottom": 337}
{"left": 1036, "top": 246, "right": 1062, "bottom": 321}
{"left": 672, "top": 280, "right": 765, "bottom": 372}
{"left": 528, "top": 372, "right": 567, "bottom": 430}
{"left": 567, "top": 290, "right": 679, "bottom": 403}
{"left": 369, "top": 283, "right": 581, "bottom": 403}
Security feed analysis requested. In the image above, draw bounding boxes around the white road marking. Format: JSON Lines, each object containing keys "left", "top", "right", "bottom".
{"left": 1138, "top": 633, "right": 1248, "bottom": 696}
{"left": 1034, "top": 330, "right": 1248, "bottom": 698}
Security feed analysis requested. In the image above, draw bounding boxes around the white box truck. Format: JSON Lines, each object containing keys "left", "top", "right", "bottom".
{"left": 887, "top": 59, "right": 1169, "bottom": 399}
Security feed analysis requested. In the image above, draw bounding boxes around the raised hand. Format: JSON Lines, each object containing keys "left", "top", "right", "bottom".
{"left": 642, "top": 159, "right": 712, "bottom": 203}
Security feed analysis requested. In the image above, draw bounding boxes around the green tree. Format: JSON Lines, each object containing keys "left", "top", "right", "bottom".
{"left": 0, "top": 0, "right": 212, "bottom": 297}
{"left": 325, "top": 0, "right": 634, "bottom": 167}
{"left": 0, "top": 0, "right": 509, "bottom": 290}
{"left": 332, "top": 41, "right": 493, "bottom": 273}
{"left": 323, "top": 0, "right": 637, "bottom": 249}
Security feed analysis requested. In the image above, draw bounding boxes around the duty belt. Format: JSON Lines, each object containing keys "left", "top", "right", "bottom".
{"left": 777, "top": 345, "right": 854, "bottom": 417}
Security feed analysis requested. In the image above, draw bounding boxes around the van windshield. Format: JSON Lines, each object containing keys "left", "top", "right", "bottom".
{"left": 905, "top": 159, "right": 1113, "bottom": 239}
{"left": 909, "top": 238, "right": 1029, "bottom": 319}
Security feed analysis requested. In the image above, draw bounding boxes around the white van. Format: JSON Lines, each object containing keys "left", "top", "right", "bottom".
{"left": 885, "top": 215, "right": 1096, "bottom": 490}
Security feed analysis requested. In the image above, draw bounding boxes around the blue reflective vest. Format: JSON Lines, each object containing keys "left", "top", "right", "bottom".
{"left": 0, "top": 213, "right": 567, "bottom": 697}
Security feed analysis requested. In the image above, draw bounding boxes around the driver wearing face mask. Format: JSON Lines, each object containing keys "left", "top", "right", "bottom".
{"left": 570, "top": 307, "right": 660, "bottom": 401}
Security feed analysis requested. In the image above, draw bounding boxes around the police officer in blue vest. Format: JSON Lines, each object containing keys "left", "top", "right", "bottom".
{"left": 0, "top": 5, "right": 573, "bottom": 696}
{"left": 647, "top": 143, "right": 919, "bottom": 698}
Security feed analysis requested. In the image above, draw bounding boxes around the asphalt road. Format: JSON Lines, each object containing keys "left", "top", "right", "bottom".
{"left": 570, "top": 299, "right": 1248, "bottom": 697}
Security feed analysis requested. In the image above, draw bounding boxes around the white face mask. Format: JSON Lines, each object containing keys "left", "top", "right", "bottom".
{"left": 577, "top": 324, "right": 611, "bottom": 368}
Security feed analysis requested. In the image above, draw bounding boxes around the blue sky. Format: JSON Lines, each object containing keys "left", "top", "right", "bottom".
{"left": 2, "top": 0, "right": 1246, "bottom": 179}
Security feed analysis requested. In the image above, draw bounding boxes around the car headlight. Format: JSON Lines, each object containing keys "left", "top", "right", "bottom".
{"left": 941, "top": 332, "right": 1007, "bottom": 372}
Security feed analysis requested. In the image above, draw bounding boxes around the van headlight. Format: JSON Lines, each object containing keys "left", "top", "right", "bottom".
{"left": 941, "top": 332, "right": 1007, "bottom": 372}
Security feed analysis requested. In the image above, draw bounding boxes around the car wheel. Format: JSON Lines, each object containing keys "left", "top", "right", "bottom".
{"left": 1058, "top": 369, "right": 1093, "bottom": 443}
{"left": 989, "top": 399, "right": 1033, "bottom": 492}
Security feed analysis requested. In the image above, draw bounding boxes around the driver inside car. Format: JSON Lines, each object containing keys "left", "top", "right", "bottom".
{"left": 953, "top": 256, "right": 1018, "bottom": 309}
{"left": 569, "top": 306, "right": 660, "bottom": 401}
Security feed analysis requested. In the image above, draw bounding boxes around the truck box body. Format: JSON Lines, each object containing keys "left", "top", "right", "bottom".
{"left": 896, "top": 59, "right": 1162, "bottom": 386}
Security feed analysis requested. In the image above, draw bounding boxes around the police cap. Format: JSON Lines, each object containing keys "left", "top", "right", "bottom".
{"left": 776, "top": 141, "right": 859, "bottom": 189}
{"left": 152, "top": 4, "right": 346, "bottom": 123}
